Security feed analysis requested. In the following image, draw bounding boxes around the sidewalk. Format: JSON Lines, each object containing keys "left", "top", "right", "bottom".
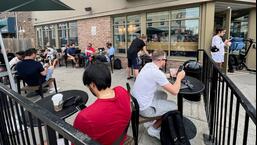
{"left": 228, "top": 70, "right": 256, "bottom": 108}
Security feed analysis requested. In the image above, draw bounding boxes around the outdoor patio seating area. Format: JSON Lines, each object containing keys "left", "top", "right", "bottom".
{"left": 0, "top": 47, "right": 255, "bottom": 145}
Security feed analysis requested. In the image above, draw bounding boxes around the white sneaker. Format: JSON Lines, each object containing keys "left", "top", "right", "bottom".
{"left": 147, "top": 126, "right": 161, "bottom": 140}
{"left": 143, "top": 121, "right": 155, "bottom": 129}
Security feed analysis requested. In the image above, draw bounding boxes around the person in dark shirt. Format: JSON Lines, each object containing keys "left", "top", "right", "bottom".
{"left": 16, "top": 48, "right": 58, "bottom": 93}
{"left": 127, "top": 34, "right": 150, "bottom": 79}
{"left": 67, "top": 43, "right": 79, "bottom": 67}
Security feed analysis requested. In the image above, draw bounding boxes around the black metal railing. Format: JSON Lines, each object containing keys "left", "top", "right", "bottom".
{"left": 0, "top": 84, "right": 100, "bottom": 145}
{"left": 199, "top": 49, "right": 256, "bottom": 145}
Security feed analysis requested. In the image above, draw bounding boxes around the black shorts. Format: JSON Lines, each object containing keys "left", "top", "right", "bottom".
{"left": 128, "top": 57, "right": 140, "bottom": 69}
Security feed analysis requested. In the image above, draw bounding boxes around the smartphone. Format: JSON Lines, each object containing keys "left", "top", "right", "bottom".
{"left": 176, "top": 65, "right": 184, "bottom": 75}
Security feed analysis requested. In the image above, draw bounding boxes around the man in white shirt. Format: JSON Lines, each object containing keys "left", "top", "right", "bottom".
{"left": 9, "top": 51, "right": 25, "bottom": 69}
{"left": 132, "top": 50, "right": 185, "bottom": 140}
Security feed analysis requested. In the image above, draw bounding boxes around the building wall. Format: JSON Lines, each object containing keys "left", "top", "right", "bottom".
{"left": 32, "top": 0, "right": 207, "bottom": 25}
{"left": 0, "top": 12, "right": 35, "bottom": 39}
{"left": 77, "top": 16, "right": 112, "bottom": 51}
{"left": 246, "top": 8, "right": 256, "bottom": 70}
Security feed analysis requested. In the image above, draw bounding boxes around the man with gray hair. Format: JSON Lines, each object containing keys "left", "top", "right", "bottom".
{"left": 132, "top": 50, "right": 185, "bottom": 140}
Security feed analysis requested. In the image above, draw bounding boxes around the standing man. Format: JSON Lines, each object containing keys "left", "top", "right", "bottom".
{"left": 132, "top": 50, "right": 185, "bottom": 140}
{"left": 127, "top": 34, "right": 150, "bottom": 80}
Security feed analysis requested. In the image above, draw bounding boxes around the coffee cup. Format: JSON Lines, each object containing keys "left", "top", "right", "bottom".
{"left": 51, "top": 93, "right": 63, "bottom": 112}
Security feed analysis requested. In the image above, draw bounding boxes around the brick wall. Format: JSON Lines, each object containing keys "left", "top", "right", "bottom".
{"left": 0, "top": 12, "right": 35, "bottom": 39}
{"left": 77, "top": 16, "right": 112, "bottom": 51}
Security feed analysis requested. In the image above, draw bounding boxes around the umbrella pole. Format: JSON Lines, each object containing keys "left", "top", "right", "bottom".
{"left": 0, "top": 31, "right": 17, "bottom": 92}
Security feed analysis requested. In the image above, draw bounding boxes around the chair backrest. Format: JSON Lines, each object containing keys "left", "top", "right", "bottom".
{"left": 126, "top": 82, "right": 139, "bottom": 145}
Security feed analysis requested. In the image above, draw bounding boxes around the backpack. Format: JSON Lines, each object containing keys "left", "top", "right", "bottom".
{"left": 114, "top": 58, "right": 122, "bottom": 69}
{"left": 160, "top": 111, "right": 191, "bottom": 145}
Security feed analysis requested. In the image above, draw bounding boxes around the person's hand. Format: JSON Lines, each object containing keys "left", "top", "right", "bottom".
{"left": 224, "top": 39, "right": 230, "bottom": 44}
{"left": 176, "top": 70, "right": 185, "bottom": 81}
{"left": 43, "top": 63, "right": 49, "bottom": 68}
{"left": 226, "top": 41, "right": 232, "bottom": 47}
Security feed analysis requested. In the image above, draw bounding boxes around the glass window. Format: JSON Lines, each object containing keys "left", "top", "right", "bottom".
{"left": 170, "top": 19, "right": 199, "bottom": 57}
{"left": 49, "top": 25, "right": 56, "bottom": 47}
{"left": 147, "top": 11, "right": 169, "bottom": 22}
{"left": 68, "top": 22, "right": 78, "bottom": 46}
{"left": 112, "top": 7, "right": 200, "bottom": 57}
{"left": 114, "top": 25, "right": 126, "bottom": 53}
{"left": 42, "top": 26, "right": 49, "bottom": 46}
{"left": 127, "top": 24, "right": 141, "bottom": 48}
{"left": 147, "top": 12, "right": 169, "bottom": 54}
{"left": 36, "top": 27, "right": 43, "bottom": 48}
{"left": 127, "top": 15, "right": 141, "bottom": 25}
{"left": 231, "top": 15, "right": 249, "bottom": 38}
{"left": 171, "top": 7, "right": 199, "bottom": 19}
{"left": 114, "top": 17, "right": 126, "bottom": 25}
{"left": 58, "top": 23, "right": 68, "bottom": 47}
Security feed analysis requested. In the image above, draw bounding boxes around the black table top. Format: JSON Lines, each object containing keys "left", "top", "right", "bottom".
{"left": 178, "top": 76, "right": 205, "bottom": 95}
{"left": 36, "top": 90, "right": 88, "bottom": 120}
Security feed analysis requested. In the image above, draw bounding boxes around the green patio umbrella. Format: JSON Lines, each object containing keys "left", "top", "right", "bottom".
{"left": 0, "top": 0, "right": 33, "bottom": 12}
{"left": 0, "top": 0, "right": 73, "bottom": 12}
{"left": 0, "top": 0, "right": 73, "bottom": 91}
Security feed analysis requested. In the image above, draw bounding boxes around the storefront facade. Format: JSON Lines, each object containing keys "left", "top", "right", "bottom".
{"left": 33, "top": 0, "right": 256, "bottom": 69}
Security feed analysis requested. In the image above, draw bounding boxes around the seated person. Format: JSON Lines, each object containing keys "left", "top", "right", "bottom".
{"left": 9, "top": 51, "right": 25, "bottom": 69}
{"left": 95, "top": 42, "right": 115, "bottom": 62}
{"left": 67, "top": 43, "right": 79, "bottom": 67}
{"left": 132, "top": 50, "right": 185, "bottom": 140}
{"left": 45, "top": 46, "right": 59, "bottom": 67}
{"left": 16, "top": 48, "right": 59, "bottom": 93}
{"left": 73, "top": 63, "right": 131, "bottom": 145}
{"left": 80, "top": 43, "right": 96, "bottom": 65}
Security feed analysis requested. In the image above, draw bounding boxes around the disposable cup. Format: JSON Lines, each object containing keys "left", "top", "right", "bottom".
{"left": 51, "top": 93, "right": 63, "bottom": 112}
{"left": 169, "top": 68, "right": 178, "bottom": 78}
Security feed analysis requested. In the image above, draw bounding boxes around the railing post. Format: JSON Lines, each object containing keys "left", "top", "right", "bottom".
{"left": 208, "top": 67, "right": 218, "bottom": 141}
{"left": 0, "top": 92, "right": 11, "bottom": 145}
{"left": 45, "top": 125, "right": 58, "bottom": 145}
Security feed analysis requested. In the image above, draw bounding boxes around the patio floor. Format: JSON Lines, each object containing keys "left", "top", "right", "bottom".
{"left": 27, "top": 66, "right": 256, "bottom": 145}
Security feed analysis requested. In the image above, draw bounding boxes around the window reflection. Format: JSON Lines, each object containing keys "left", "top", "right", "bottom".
{"left": 113, "top": 7, "right": 200, "bottom": 57}
{"left": 170, "top": 19, "right": 199, "bottom": 57}
{"left": 171, "top": 7, "right": 199, "bottom": 19}
{"left": 147, "top": 12, "right": 169, "bottom": 53}
{"left": 114, "top": 25, "right": 126, "bottom": 53}
{"left": 69, "top": 22, "right": 78, "bottom": 46}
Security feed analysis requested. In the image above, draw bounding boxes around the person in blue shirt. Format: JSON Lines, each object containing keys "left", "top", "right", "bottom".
{"left": 106, "top": 42, "right": 115, "bottom": 62}
{"left": 95, "top": 42, "right": 115, "bottom": 62}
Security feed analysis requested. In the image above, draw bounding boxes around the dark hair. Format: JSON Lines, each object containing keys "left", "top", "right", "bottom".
{"left": 24, "top": 48, "right": 37, "bottom": 56}
{"left": 83, "top": 63, "right": 111, "bottom": 91}
{"left": 215, "top": 27, "right": 225, "bottom": 34}
{"left": 16, "top": 51, "right": 25, "bottom": 56}
{"left": 106, "top": 42, "right": 112, "bottom": 47}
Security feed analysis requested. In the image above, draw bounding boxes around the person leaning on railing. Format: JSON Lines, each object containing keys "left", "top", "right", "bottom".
{"left": 73, "top": 63, "right": 131, "bottom": 145}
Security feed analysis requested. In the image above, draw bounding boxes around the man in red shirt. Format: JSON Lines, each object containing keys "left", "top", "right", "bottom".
{"left": 85, "top": 43, "right": 96, "bottom": 56}
{"left": 73, "top": 63, "right": 131, "bottom": 145}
